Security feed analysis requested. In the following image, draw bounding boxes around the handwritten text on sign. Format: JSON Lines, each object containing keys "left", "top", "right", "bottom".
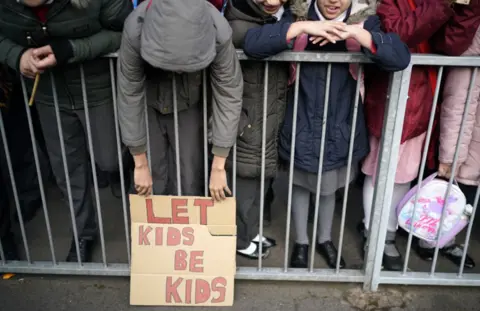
{"left": 137, "top": 198, "right": 227, "bottom": 305}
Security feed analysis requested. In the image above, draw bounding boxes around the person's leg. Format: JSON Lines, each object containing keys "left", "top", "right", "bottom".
{"left": 168, "top": 107, "right": 203, "bottom": 196}
{"left": 4, "top": 92, "right": 42, "bottom": 224}
{"left": 147, "top": 107, "right": 169, "bottom": 195}
{"left": 251, "top": 177, "right": 277, "bottom": 248}
{"left": 36, "top": 105, "right": 97, "bottom": 262}
{"left": 362, "top": 175, "right": 410, "bottom": 271}
{"left": 416, "top": 182, "right": 476, "bottom": 269}
{"left": 263, "top": 179, "right": 275, "bottom": 227}
{"left": 234, "top": 176, "right": 270, "bottom": 259}
{"left": 315, "top": 193, "right": 346, "bottom": 268}
{"left": 77, "top": 103, "right": 124, "bottom": 198}
{"left": 290, "top": 184, "right": 311, "bottom": 268}
{"left": 0, "top": 135, "right": 17, "bottom": 260}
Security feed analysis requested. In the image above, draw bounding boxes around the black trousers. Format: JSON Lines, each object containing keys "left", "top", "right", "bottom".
{"left": 0, "top": 89, "right": 47, "bottom": 239}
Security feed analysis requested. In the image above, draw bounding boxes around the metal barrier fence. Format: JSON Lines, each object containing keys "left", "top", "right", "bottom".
{"left": 0, "top": 51, "right": 479, "bottom": 292}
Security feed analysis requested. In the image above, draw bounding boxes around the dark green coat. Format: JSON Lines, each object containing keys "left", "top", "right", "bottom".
{"left": 0, "top": 0, "right": 132, "bottom": 109}
{"left": 225, "top": 0, "right": 289, "bottom": 179}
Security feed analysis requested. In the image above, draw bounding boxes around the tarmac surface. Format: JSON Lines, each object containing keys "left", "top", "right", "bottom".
{"left": 2, "top": 171, "right": 480, "bottom": 310}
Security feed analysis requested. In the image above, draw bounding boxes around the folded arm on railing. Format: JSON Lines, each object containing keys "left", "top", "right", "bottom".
{"left": 362, "top": 16, "right": 411, "bottom": 72}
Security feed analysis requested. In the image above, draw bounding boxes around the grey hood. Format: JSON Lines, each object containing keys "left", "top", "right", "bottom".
{"left": 141, "top": 0, "right": 217, "bottom": 73}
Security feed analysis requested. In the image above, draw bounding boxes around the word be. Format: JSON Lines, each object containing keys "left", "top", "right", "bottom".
{"left": 146, "top": 198, "right": 214, "bottom": 224}
{"left": 166, "top": 277, "right": 227, "bottom": 304}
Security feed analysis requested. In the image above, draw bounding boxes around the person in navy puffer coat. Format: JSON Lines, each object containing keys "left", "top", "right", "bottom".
{"left": 244, "top": 0, "right": 410, "bottom": 269}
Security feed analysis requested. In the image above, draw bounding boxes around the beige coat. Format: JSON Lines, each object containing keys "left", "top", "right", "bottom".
{"left": 440, "top": 26, "right": 480, "bottom": 186}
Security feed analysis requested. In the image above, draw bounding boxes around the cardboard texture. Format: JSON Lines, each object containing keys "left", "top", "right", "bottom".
{"left": 129, "top": 195, "right": 236, "bottom": 306}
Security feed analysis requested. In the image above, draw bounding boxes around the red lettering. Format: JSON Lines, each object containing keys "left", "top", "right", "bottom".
{"left": 166, "top": 277, "right": 183, "bottom": 303}
{"left": 172, "top": 198, "right": 189, "bottom": 224}
{"left": 189, "top": 251, "right": 204, "bottom": 273}
{"left": 146, "top": 198, "right": 171, "bottom": 223}
{"left": 175, "top": 250, "right": 188, "bottom": 271}
{"left": 211, "top": 277, "right": 227, "bottom": 303}
{"left": 195, "top": 279, "right": 211, "bottom": 304}
{"left": 182, "top": 227, "right": 195, "bottom": 246}
{"left": 194, "top": 198, "right": 214, "bottom": 225}
{"left": 167, "top": 227, "right": 181, "bottom": 246}
{"left": 155, "top": 227, "right": 163, "bottom": 246}
{"left": 138, "top": 225, "right": 152, "bottom": 245}
{"left": 185, "top": 279, "right": 192, "bottom": 304}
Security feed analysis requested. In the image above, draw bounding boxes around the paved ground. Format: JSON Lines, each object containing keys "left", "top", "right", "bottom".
{"left": 2, "top": 172, "right": 480, "bottom": 310}
{"left": 1, "top": 275, "right": 480, "bottom": 311}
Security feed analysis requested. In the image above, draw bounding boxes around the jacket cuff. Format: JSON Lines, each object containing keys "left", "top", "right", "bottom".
{"left": 211, "top": 145, "right": 230, "bottom": 158}
{"left": 129, "top": 144, "right": 147, "bottom": 156}
{"left": 49, "top": 40, "right": 74, "bottom": 65}
{"left": 15, "top": 47, "right": 29, "bottom": 72}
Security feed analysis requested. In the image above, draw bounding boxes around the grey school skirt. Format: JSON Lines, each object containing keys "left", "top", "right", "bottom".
{"left": 292, "top": 164, "right": 358, "bottom": 196}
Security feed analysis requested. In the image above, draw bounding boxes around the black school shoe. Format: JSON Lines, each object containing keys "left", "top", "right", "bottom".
{"left": 290, "top": 243, "right": 309, "bottom": 268}
{"left": 415, "top": 243, "right": 475, "bottom": 269}
{"left": 317, "top": 241, "right": 346, "bottom": 269}
{"left": 66, "top": 238, "right": 95, "bottom": 263}
{"left": 237, "top": 242, "right": 270, "bottom": 260}
{"left": 358, "top": 222, "right": 403, "bottom": 271}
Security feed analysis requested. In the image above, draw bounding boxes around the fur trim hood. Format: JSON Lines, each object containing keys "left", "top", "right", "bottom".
{"left": 70, "top": 0, "right": 91, "bottom": 9}
{"left": 290, "top": 0, "right": 377, "bottom": 24}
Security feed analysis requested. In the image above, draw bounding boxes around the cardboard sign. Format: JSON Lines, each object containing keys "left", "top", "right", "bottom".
{"left": 129, "top": 195, "right": 236, "bottom": 306}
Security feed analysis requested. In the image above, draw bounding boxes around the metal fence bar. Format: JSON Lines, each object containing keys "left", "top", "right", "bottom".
{"left": 172, "top": 75, "right": 182, "bottom": 196}
{"left": 50, "top": 72, "right": 82, "bottom": 265}
{"left": 309, "top": 64, "right": 332, "bottom": 272}
{"left": 402, "top": 66, "right": 444, "bottom": 274}
{"left": 430, "top": 68, "right": 478, "bottom": 275}
{"left": 109, "top": 59, "right": 131, "bottom": 264}
{"left": 145, "top": 96, "right": 152, "bottom": 190}
{"left": 258, "top": 62, "right": 269, "bottom": 271}
{"left": 80, "top": 65, "right": 107, "bottom": 266}
{"left": 233, "top": 144, "right": 237, "bottom": 197}
{"left": 0, "top": 110, "right": 31, "bottom": 263}
{"left": 459, "top": 185, "right": 480, "bottom": 276}
{"left": 0, "top": 239, "right": 5, "bottom": 263}
{"left": 336, "top": 65, "right": 363, "bottom": 273}
{"left": 105, "top": 51, "right": 480, "bottom": 67}
{"left": 203, "top": 70, "right": 209, "bottom": 197}
{"left": 364, "top": 66, "right": 413, "bottom": 291}
{"left": 283, "top": 63, "right": 301, "bottom": 272}
{"left": 20, "top": 77, "right": 56, "bottom": 264}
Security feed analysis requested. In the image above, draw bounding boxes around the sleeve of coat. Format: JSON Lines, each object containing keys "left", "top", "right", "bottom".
{"left": 68, "top": 0, "right": 133, "bottom": 63}
{"left": 243, "top": 20, "right": 293, "bottom": 59}
{"left": 439, "top": 67, "right": 480, "bottom": 165}
{"left": 376, "top": 0, "right": 454, "bottom": 47}
{"left": 362, "top": 16, "right": 411, "bottom": 72}
{"left": 116, "top": 11, "right": 147, "bottom": 156}
{"left": 0, "top": 33, "right": 27, "bottom": 72}
{"left": 210, "top": 39, "right": 244, "bottom": 157}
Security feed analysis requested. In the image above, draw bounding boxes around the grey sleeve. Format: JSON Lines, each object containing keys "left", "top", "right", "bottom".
{"left": 210, "top": 39, "right": 243, "bottom": 158}
{"left": 116, "top": 15, "right": 147, "bottom": 155}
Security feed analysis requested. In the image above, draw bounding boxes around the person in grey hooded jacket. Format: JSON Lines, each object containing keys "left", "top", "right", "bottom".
{"left": 117, "top": 0, "right": 243, "bottom": 200}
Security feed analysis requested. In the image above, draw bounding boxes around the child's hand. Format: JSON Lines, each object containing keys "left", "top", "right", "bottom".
{"left": 310, "top": 25, "right": 362, "bottom": 46}
{"left": 302, "top": 21, "right": 347, "bottom": 44}
{"left": 438, "top": 163, "right": 454, "bottom": 179}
